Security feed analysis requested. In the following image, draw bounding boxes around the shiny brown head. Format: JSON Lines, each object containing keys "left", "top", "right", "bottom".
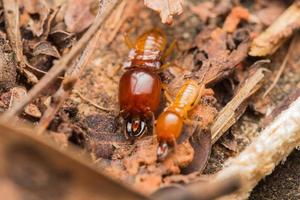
{"left": 125, "top": 115, "right": 147, "bottom": 140}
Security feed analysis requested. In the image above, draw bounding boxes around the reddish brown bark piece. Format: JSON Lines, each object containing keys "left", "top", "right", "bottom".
{"left": 223, "top": 6, "right": 250, "bottom": 33}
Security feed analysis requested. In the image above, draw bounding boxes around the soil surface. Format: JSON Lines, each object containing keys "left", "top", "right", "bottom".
{"left": 251, "top": 149, "right": 300, "bottom": 200}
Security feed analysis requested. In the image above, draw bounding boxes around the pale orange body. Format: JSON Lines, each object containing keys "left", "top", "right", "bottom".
{"left": 156, "top": 80, "right": 203, "bottom": 159}
{"left": 156, "top": 80, "right": 202, "bottom": 143}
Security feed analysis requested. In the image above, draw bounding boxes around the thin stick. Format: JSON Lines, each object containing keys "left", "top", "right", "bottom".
{"left": 211, "top": 63, "right": 268, "bottom": 144}
{"left": 2, "top": 0, "right": 122, "bottom": 120}
{"left": 36, "top": 27, "right": 103, "bottom": 134}
{"left": 73, "top": 90, "right": 112, "bottom": 112}
{"left": 249, "top": 2, "right": 300, "bottom": 56}
{"left": 263, "top": 36, "right": 296, "bottom": 98}
{"left": 215, "top": 96, "right": 300, "bottom": 200}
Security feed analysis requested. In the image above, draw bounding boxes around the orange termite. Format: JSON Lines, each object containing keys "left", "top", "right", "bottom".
{"left": 119, "top": 29, "right": 174, "bottom": 140}
{"left": 156, "top": 79, "right": 204, "bottom": 160}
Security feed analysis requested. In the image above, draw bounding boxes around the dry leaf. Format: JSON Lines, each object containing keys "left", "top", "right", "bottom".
{"left": 144, "top": 0, "right": 184, "bottom": 24}
{"left": 64, "top": 0, "right": 96, "bottom": 33}
{"left": 23, "top": 0, "right": 52, "bottom": 36}
{"left": 24, "top": 103, "right": 42, "bottom": 118}
{"left": 33, "top": 41, "right": 61, "bottom": 58}
{"left": 190, "top": 2, "right": 215, "bottom": 22}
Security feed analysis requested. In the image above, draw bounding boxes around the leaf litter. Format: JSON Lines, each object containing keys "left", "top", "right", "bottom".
{"left": 0, "top": 0, "right": 299, "bottom": 198}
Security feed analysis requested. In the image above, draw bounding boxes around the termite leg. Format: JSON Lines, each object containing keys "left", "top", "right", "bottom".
{"left": 190, "top": 84, "right": 205, "bottom": 109}
{"left": 160, "top": 62, "right": 171, "bottom": 71}
{"left": 162, "top": 83, "right": 173, "bottom": 103}
{"left": 123, "top": 32, "right": 134, "bottom": 49}
{"left": 184, "top": 119, "right": 201, "bottom": 127}
{"left": 162, "top": 39, "right": 177, "bottom": 61}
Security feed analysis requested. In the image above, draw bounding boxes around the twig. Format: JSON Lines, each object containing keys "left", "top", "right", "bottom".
{"left": 2, "top": 0, "right": 122, "bottom": 121}
{"left": 249, "top": 2, "right": 300, "bottom": 56}
{"left": 36, "top": 27, "right": 103, "bottom": 134}
{"left": 73, "top": 90, "right": 112, "bottom": 112}
{"left": 263, "top": 36, "right": 296, "bottom": 98}
{"left": 2, "top": 0, "right": 24, "bottom": 68}
{"left": 211, "top": 62, "right": 268, "bottom": 144}
{"left": 215, "top": 96, "right": 300, "bottom": 200}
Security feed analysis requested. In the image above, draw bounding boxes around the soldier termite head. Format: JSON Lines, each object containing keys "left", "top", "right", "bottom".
{"left": 125, "top": 115, "right": 147, "bottom": 140}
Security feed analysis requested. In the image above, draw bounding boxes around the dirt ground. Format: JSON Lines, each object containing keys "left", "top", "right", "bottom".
{"left": 251, "top": 149, "right": 300, "bottom": 200}
{"left": 0, "top": 0, "right": 299, "bottom": 198}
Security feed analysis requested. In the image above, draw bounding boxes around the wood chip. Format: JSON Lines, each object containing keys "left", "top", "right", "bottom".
{"left": 211, "top": 65, "right": 267, "bottom": 144}
{"left": 144, "top": 0, "right": 184, "bottom": 24}
{"left": 249, "top": 2, "right": 300, "bottom": 56}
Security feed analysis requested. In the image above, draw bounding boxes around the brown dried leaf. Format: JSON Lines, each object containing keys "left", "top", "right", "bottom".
{"left": 49, "top": 22, "right": 76, "bottom": 49}
{"left": 194, "top": 27, "right": 250, "bottom": 85}
{"left": 182, "top": 128, "right": 211, "bottom": 174}
{"left": 24, "top": 103, "right": 42, "bottom": 118}
{"left": 9, "top": 87, "right": 27, "bottom": 109}
{"left": 33, "top": 41, "right": 61, "bottom": 58}
{"left": 23, "top": 69, "right": 39, "bottom": 84}
{"left": 23, "top": 0, "right": 52, "bottom": 36}
{"left": 64, "top": 0, "right": 96, "bottom": 33}
{"left": 190, "top": 2, "right": 215, "bottom": 22}
{"left": 144, "top": 0, "right": 184, "bottom": 24}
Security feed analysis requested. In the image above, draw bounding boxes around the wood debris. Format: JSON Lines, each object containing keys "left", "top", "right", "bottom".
{"left": 249, "top": 2, "right": 300, "bottom": 56}
{"left": 216, "top": 96, "right": 300, "bottom": 199}
{"left": 0, "top": 0, "right": 299, "bottom": 199}
{"left": 211, "top": 65, "right": 267, "bottom": 144}
{"left": 144, "top": 0, "right": 184, "bottom": 24}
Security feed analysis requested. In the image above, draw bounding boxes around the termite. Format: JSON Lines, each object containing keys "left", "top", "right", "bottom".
{"left": 119, "top": 29, "right": 175, "bottom": 140}
{"left": 156, "top": 79, "right": 204, "bottom": 160}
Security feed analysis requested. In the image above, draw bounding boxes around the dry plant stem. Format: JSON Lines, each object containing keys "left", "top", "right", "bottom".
{"left": 2, "top": 0, "right": 26, "bottom": 70}
{"left": 249, "top": 2, "right": 300, "bottom": 56}
{"left": 262, "top": 36, "right": 296, "bottom": 98}
{"left": 211, "top": 66, "right": 267, "bottom": 144}
{"left": 73, "top": 90, "right": 111, "bottom": 112}
{"left": 2, "top": 0, "right": 122, "bottom": 121}
{"left": 36, "top": 29, "right": 103, "bottom": 134}
{"left": 216, "top": 96, "right": 300, "bottom": 200}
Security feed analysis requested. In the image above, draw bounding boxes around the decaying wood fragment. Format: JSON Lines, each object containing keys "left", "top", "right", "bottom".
{"left": 0, "top": 121, "right": 148, "bottom": 200}
{"left": 215, "top": 96, "right": 300, "bottom": 200}
{"left": 211, "top": 64, "right": 268, "bottom": 144}
{"left": 249, "top": 2, "right": 300, "bottom": 56}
